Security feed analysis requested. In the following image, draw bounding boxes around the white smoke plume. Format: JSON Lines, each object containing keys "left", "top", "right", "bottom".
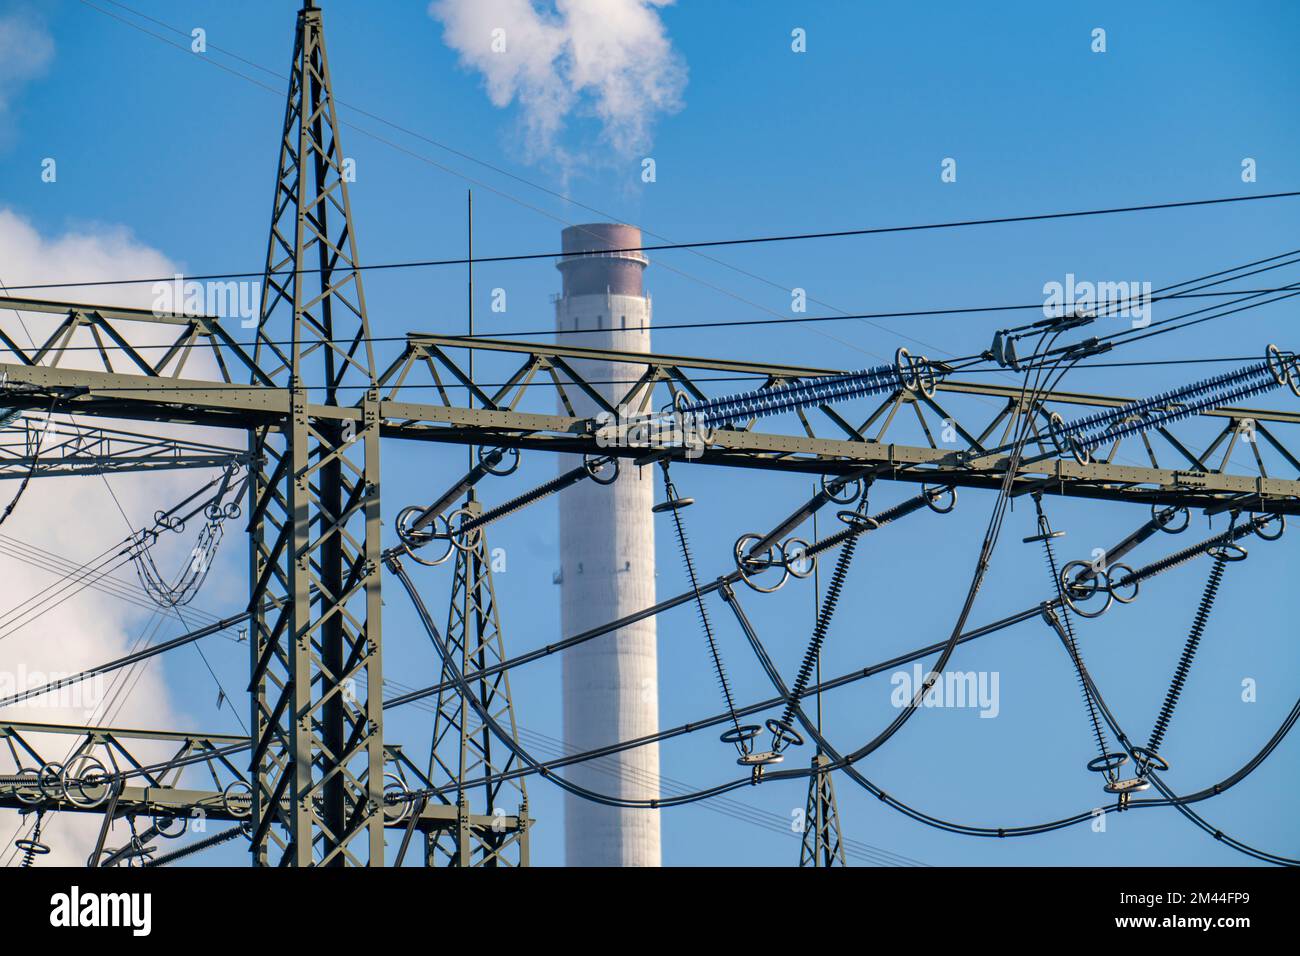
{"left": 0, "top": 9, "right": 52, "bottom": 145}
{"left": 429, "top": 0, "right": 686, "bottom": 165}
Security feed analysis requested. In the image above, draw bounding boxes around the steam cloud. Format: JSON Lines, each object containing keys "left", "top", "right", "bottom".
{"left": 429, "top": 0, "right": 687, "bottom": 164}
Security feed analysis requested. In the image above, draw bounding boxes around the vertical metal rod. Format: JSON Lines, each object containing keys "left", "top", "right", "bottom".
{"left": 467, "top": 189, "right": 474, "bottom": 471}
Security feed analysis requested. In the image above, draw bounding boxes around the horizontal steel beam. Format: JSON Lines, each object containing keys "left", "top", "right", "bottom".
{"left": 405, "top": 333, "right": 1300, "bottom": 425}
{"left": 0, "top": 720, "right": 524, "bottom": 834}
{"left": 0, "top": 785, "right": 521, "bottom": 833}
{"left": 2, "top": 354, "right": 1298, "bottom": 513}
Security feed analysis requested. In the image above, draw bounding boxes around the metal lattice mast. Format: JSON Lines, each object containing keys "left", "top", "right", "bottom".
{"left": 247, "top": 0, "right": 384, "bottom": 866}
{"left": 425, "top": 499, "right": 529, "bottom": 867}
{"left": 800, "top": 753, "right": 846, "bottom": 867}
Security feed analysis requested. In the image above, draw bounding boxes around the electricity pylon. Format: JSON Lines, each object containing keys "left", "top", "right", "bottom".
{"left": 246, "top": 0, "right": 385, "bottom": 866}
{"left": 0, "top": 0, "right": 1296, "bottom": 872}
{"left": 425, "top": 498, "right": 529, "bottom": 866}
{"left": 800, "top": 752, "right": 846, "bottom": 867}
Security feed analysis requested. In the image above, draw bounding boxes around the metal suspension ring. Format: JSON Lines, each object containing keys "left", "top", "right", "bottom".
{"left": 95, "top": 845, "right": 125, "bottom": 868}
{"left": 780, "top": 537, "right": 816, "bottom": 579}
{"left": 672, "top": 390, "right": 716, "bottom": 446}
{"left": 153, "top": 511, "right": 185, "bottom": 534}
{"left": 1047, "top": 411, "right": 1066, "bottom": 457}
{"left": 894, "top": 347, "right": 921, "bottom": 392}
{"left": 836, "top": 511, "right": 880, "bottom": 537}
{"left": 222, "top": 781, "right": 253, "bottom": 819}
{"left": 583, "top": 454, "right": 620, "bottom": 486}
{"left": 13, "top": 767, "right": 42, "bottom": 805}
{"left": 821, "top": 473, "right": 862, "bottom": 505}
{"left": 1048, "top": 411, "right": 1091, "bottom": 465}
{"left": 914, "top": 355, "right": 938, "bottom": 399}
{"left": 395, "top": 507, "right": 454, "bottom": 566}
{"left": 733, "top": 533, "right": 789, "bottom": 593}
{"left": 1266, "top": 343, "right": 1289, "bottom": 386}
{"left": 1086, "top": 752, "right": 1129, "bottom": 774}
{"left": 1153, "top": 504, "right": 1190, "bottom": 534}
{"left": 447, "top": 506, "right": 483, "bottom": 552}
{"left": 37, "top": 762, "right": 65, "bottom": 801}
{"left": 15, "top": 837, "right": 50, "bottom": 858}
{"left": 382, "top": 771, "right": 412, "bottom": 824}
{"left": 478, "top": 445, "right": 521, "bottom": 476}
{"left": 61, "top": 755, "right": 111, "bottom": 809}
{"left": 765, "top": 718, "right": 804, "bottom": 751}
{"left": 1059, "top": 560, "right": 1114, "bottom": 619}
{"left": 1288, "top": 355, "right": 1300, "bottom": 397}
{"left": 152, "top": 813, "right": 189, "bottom": 840}
{"left": 204, "top": 497, "right": 241, "bottom": 522}
{"left": 1132, "top": 746, "right": 1171, "bottom": 774}
{"left": 1206, "top": 541, "right": 1248, "bottom": 562}
{"left": 923, "top": 484, "right": 957, "bottom": 514}
{"left": 719, "top": 725, "right": 762, "bottom": 748}
{"left": 1107, "top": 562, "right": 1139, "bottom": 604}
{"left": 1252, "top": 513, "right": 1285, "bottom": 542}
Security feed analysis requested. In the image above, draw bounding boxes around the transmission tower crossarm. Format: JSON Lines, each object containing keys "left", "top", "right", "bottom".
{"left": 0, "top": 720, "right": 519, "bottom": 836}
{"left": 0, "top": 414, "right": 249, "bottom": 479}
{"left": 2, "top": 300, "right": 1298, "bottom": 511}
{"left": 2, "top": 0, "right": 1294, "bottom": 874}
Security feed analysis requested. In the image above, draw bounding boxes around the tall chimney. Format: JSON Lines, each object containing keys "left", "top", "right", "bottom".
{"left": 555, "top": 223, "right": 661, "bottom": 866}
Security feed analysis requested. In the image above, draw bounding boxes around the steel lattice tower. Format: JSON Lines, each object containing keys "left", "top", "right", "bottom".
{"left": 800, "top": 753, "right": 846, "bottom": 867}
{"left": 0, "top": 0, "right": 1295, "bottom": 873}
{"left": 247, "top": 0, "right": 385, "bottom": 866}
{"left": 425, "top": 498, "right": 529, "bottom": 866}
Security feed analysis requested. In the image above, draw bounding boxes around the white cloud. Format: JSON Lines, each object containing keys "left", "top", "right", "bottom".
{"left": 0, "top": 209, "right": 231, "bottom": 865}
{"left": 0, "top": 210, "right": 176, "bottom": 310}
{"left": 429, "top": 0, "right": 686, "bottom": 165}
{"left": 0, "top": 10, "right": 53, "bottom": 143}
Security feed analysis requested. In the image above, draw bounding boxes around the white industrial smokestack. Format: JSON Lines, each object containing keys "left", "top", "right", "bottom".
{"left": 556, "top": 223, "right": 661, "bottom": 866}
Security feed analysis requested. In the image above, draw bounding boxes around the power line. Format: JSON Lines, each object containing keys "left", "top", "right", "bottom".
{"left": 8, "top": 193, "right": 1299, "bottom": 295}
{"left": 70, "top": 0, "right": 1300, "bottom": 374}
{"left": 3, "top": 280, "right": 1296, "bottom": 358}
{"left": 3, "top": 281, "right": 1291, "bottom": 397}
{"left": 71, "top": 0, "right": 916, "bottom": 370}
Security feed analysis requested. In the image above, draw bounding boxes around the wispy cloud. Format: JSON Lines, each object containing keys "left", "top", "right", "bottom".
{"left": 0, "top": 10, "right": 53, "bottom": 143}
{"left": 429, "top": 0, "right": 686, "bottom": 167}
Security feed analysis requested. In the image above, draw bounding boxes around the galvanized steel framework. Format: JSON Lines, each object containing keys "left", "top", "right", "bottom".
{"left": 0, "top": 2, "right": 1298, "bottom": 865}
{"left": 245, "top": 0, "right": 384, "bottom": 867}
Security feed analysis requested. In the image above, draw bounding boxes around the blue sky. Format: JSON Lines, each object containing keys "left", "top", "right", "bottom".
{"left": 0, "top": 0, "right": 1297, "bottom": 866}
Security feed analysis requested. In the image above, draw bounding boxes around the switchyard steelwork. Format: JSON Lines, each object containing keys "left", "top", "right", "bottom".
{"left": 1, "top": 1, "right": 1299, "bottom": 867}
